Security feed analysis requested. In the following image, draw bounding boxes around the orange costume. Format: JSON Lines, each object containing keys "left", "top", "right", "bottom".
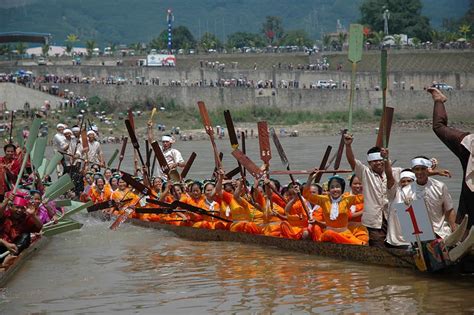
{"left": 110, "top": 188, "right": 140, "bottom": 217}
{"left": 181, "top": 194, "right": 228, "bottom": 230}
{"left": 88, "top": 184, "right": 112, "bottom": 203}
{"left": 303, "top": 189, "right": 368, "bottom": 245}
{"left": 220, "top": 191, "right": 263, "bottom": 235}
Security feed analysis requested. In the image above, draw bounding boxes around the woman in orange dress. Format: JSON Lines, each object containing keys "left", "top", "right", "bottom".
{"left": 302, "top": 175, "right": 368, "bottom": 245}
{"left": 88, "top": 176, "right": 112, "bottom": 204}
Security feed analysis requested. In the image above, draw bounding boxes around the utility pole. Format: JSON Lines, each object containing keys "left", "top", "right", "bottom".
{"left": 167, "top": 8, "right": 174, "bottom": 53}
{"left": 383, "top": 9, "right": 390, "bottom": 35}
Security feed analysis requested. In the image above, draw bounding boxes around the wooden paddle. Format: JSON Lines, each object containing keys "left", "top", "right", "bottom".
{"left": 8, "top": 111, "right": 14, "bottom": 144}
{"left": 231, "top": 149, "right": 264, "bottom": 180}
{"left": 224, "top": 110, "right": 246, "bottom": 178}
{"left": 107, "top": 149, "right": 119, "bottom": 168}
{"left": 314, "top": 145, "right": 332, "bottom": 184}
{"left": 148, "top": 199, "right": 233, "bottom": 223}
{"left": 121, "top": 171, "right": 157, "bottom": 198}
{"left": 241, "top": 131, "right": 247, "bottom": 177}
{"left": 86, "top": 198, "right": 133, "bottom": 213}
{"left": 180, "top": 152, "right": 197, "bottom": 179}
{"left": 81, "top": 129, "right": 89, "bottom": 152}
{"left": 150, "top": 141, "right": 171, "bottom": 176}
{"left": 381, "top": 49, "right": 388, "bottom": 148}
{"left": 197, "top": 101, "right": 221, "bottom": 169}
{"left": 333, "top": 129, "right": 348, "bottom": 174}
{"left": 270, "top": 127, "right": 310, "bottom": 219}
{"left": 145, "top": 140, "right": 151, "bottom": 169}
{"left": 375, "top": 107, "right": 394, "bottom": 148}
{"left": 125, "top": 119, "right": 147, "bottom": 180}
{"left": 148, "top": 107, "right": 157, "bottom": 124}
{"left": 128, "top": 109, "right": 139, "bottom": 174}
{"left": 347, "top": 24, "right": 364, "bottom": 133}
{"left": 270, "top": 169, "right": 353, "bottom": 175}
{"left": 13, "top": 118, "right": 41, "bottom": 194}
{"left": 117, "top": 137, "right": 128, "bottom": 171}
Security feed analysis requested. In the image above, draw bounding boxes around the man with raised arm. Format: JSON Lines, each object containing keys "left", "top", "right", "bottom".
{"left": 344, "top": 134, "right": 402, "bottom": 247}
{"left": 428, "top": 87, "right": 473, "bottom": 231}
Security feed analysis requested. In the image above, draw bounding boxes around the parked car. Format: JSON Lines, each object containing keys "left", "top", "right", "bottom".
{"left": 37, "top": 57, "right": 47, "bottom": 65}
{"left": 432, "top": 83, "right": 454, "bottom": 91}
{"left": 316, "top": 80, "right": 337, "bottom": 89}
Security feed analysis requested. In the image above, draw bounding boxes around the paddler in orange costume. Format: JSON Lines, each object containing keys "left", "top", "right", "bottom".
{"left": 344, "top": 174, "right": 368, "bottom": 243}
{"left": 88, "top": 175, "right": 112, "bottom": 203}
{"left": 214, "top": 170, "right": 263, "bottom": 234}
{"left": 302, "top": 175, "right": 369, "bottom": 245}
{"left": 279, "top": 183, "right": 311, "bottom": 240}
{"left": 181, "top": 181, "right": 227, "bottom": 230}
{"left": 110, "top": 177, "right": 139, "bottom": 216}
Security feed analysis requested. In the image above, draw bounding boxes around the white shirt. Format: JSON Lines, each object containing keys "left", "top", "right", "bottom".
{"left": 154, "top": 147, "right": 184, "bottom": 177}
{"left": 414, "top": 178, "right": 454, "bottom": 239}
{"left": 53, "top": 132, "right": 68, "bottom": 152}
{"left": 386, "top": 185, "right": 411, "bottom": 246}
{"left": 355, "top": 159, "right": 401, "bottom": 229}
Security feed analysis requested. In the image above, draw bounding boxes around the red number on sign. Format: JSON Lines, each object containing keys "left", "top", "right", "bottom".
{"left": 405, "top": 205, "right": 423, "bottom": 235}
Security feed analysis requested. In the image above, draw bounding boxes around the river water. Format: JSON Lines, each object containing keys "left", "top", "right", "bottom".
{"left": 1, "top": 131, "right": 473, "bottom": 314}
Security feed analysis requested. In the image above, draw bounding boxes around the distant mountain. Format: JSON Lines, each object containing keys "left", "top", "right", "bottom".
{"left": 0, "top": 0, "right": 469, "bottom": 46}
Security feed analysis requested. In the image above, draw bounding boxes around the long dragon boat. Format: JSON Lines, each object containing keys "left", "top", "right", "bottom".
{"left": 91, "top": 212, "right": 474, "bottom": 276}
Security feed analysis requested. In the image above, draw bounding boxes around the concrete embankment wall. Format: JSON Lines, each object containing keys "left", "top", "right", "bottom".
{"left": 56, "top": 84, "right": 474, "bottom": 119}
{"left": 2, "top": 65, "right": 473, "bottom": 90}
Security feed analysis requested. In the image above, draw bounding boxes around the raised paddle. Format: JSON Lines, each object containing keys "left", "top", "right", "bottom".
{"left": 197, "top": 101, "right": 221, "bottom": 169}
{"left": 148, "top": 107, "right": 157, "bottom": 125}
{"left": 225, "top": 166, "right": 241, "bottom": 179}
{"left": 43, "top": 152, "right": 63, "bottom": 179}
{"left": 43, "top": 174, "right": 74, "bottom": 200}
{"left": 241, "top": 131, "right": 247, "bottom": 177}
{"left": 13, "top": 118, "right": 41, "bottom": 194}
{"left": 145, "top": 140, "right": 151, "bottom": 169}
{"left": 270, "top": 127, "right": 310, "bottom": 219}
{"left": 107, "top": 149, "right": 119, "bottom": 168}
{"left": 375, "top": 107, "right": 394, "bottom": 148}
{"left": 150, "top": 141, "right": 171, "bottom": 176}
{"left": 121, "top": 171, "right": 157, "bottom": 198}
{"left": 117, "top": 137, "right": 128, "bottom": 171}
{"left": 128, "top": 109, "right": 139, "bottom": 175}
{"left": 81, "top": 129, "right": 89, "bottom": 152}
{"left": 381, "top": 49, "right": 388, "bottom": 148}
{"left": 347, "top": 24, "right": 364, "bottom": 133}
{"left": 314, "top": 145, "right": 332, "bottom": 184}
{"left": 257, "top": 121, "right": 271, "bottom": 168}
{"left": 231, "top": 149, "right": 264, "bottom": 180}
{"left": 125, "top": 119, "right": 148, "bottom": 180}
{"left": 9, "top": 110, "right": 14, "bottom": 144}
{"left": 224, "top": 110, "right": 245, "bottom": 177}
{"left": 333, "top": 129, "right": 348, "bottom": 174}
{"left": 180, "top": 152, "right": 197, "bottom": 179}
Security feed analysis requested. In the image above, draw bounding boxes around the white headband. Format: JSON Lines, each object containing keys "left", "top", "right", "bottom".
{"left": 162, "top": 135, "right": 173, "bottom": 142}
{"left": 71, "top": 127, "right": 80, "bottom": 132}
{"left": 400, "top": 171, "right": 416, "bottom": 181}
{"left": 367, "top": 152, "right": 383, "bottom": 162}
{"left": 411, "top": 158, "right": 432, "bottom": 168}
{"left": 63, "top": 129, "right": 72, "bottom": 135}
{"left": 87, "top": 130, "right": 96, "bottom": 136}
{"left": 57, "top": 123, "right": 66, "bottom": 129}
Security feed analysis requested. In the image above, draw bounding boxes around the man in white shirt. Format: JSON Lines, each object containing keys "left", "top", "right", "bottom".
{"left": 344, "top": 134, "right": 402, "bottom": 247}
{"left": 84, "top": 130, "right": 104, "bottom": 167}
{"left": 52, "top": 123, "right": 68, "bottom": 176}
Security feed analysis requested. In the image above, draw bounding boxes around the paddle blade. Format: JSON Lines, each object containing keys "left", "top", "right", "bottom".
{"left": 270, "top": 127, "right": 289, "bottom": 168}
{"left": 257, "top": 121, "right": 271, "bottom": 164}
{"left": 32, "top": 137, "right": 47, "bottom": 169}
{"left": 43, "top": 152, "right": 63, "bottom": 178}
{"left": 44, "top": 174, "right": 73, "bottom": 199}
{"left": 38, "top": 158, "right": 49, "bottom": 178}
{"left": 381, "top": 49, "right": 388, "bottom": 90}
{"left": 107, "top": 149, "right": 119, "bottom": 167}
{"left": 314, "top": 145, "right": 332, "bottom": 183}
{"left": 376, "top": 107, "right": 394, "bottom": 148}
{"left": 181, "top": 152, "right": 197, "bottom": 179}
{"left": 149, "top": 107, "right": 157, "bottom": 124}
{"left": 150, "top": 141, "right": 170, "bottom": 174}
{"left": 64, "top": 201, "right": 93, "bottom": 218}
{"left": 231, "top": 149, "right": 264, "bottom": 180}
{"left": 81, "top": 130, "right": 89, "bottom": 151}
{"left": 125, "top": 119, "right": 139, "bottom": 150}
{"left": 54, "top": 199, "right": 72, "bottom": 207}
{"left": 25, "top": 118, "right": 41, "bottom": 153}
{"left": 333, "top": 129, "right": 348, "bottom": 171}
{"left": 225, "top": 166, "right": 241, "bottom": 179}
{"left": 197, "top": 101, "right": 213, "bottom": 136}
{"left": 121, "top": 171, "right": 155, "bottom": 197}
{"left": 348, "top": 24, "right": 364, "bottom": 63}
{"left": 224, "top": 110, "right": 239, "bottom": 150}
{"left": 43, "top": 219, "right": 83, "bottom": 237}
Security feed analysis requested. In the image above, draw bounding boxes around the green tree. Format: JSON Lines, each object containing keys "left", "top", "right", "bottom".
{"left": 359, "top": 0, "right": 432, "bottom": 41}
{"left": 459, "top": 23, "right": 471, "bottom": 39}
{"left": 393, "top": 34, "right": 402, "bottom": 48}
{"left": 41, "top": 43, "right": 50, "bottom": 56}
{"left": 85, "top": 39, "right": 96, "bottom": 57}
{"left": 322, "top": 34, "right": 331, "bottom": 51}
{"left": 337, "top": 32, "right": 348, "bottom": 50}
{"left": 15, "top": 42, "right": 27, "bottom": 57}
{"left": 65, "top": 34, "right": 79, "bottom": 54}
{"left": 0, "top": 44, "right": 10, "bottom": 56}
{"left": 199, "top": 32, "right": 223, "bottom": 52}
{"left": 280, "top": 29, "right": 313, "bottom": 47}
{"left": 262, "top": 16, "right": 284, "bottom": 44}
{"left": 149, "top": 25, "right": 196, "bottom": 51}
{"left": 226, "top": 32, "right": 266, "bottom": 48}
{"left": 368, "top": 31, "right": 385, "bottom": 46}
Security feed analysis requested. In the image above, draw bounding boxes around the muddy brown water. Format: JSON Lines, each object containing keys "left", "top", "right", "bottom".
{"left": 0, "top": 131, "right": 473, "bottom": 314}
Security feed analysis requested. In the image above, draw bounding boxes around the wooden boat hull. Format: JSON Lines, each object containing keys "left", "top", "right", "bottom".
{"left": 91, "top": 212, "right": 418, "bottom": 270}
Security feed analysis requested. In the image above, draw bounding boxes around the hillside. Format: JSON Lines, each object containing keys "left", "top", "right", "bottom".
{"left": 0, "top": 0, "right": 469, "bottom": 47}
